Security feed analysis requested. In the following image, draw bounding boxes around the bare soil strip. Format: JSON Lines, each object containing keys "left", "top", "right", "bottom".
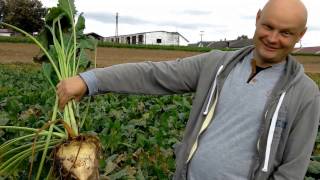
{"left": 0, "top": 42, "right": 319, "bottom": 73}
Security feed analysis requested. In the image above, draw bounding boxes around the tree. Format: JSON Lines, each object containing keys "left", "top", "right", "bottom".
{"left": 0, "top": 0, "right": 4, "bottom": 21}
{"left": 2, "top": 0, "right": 46, "bottom": 33}
{"left": 237, "top": 35, "right": 249, "bottom": 40}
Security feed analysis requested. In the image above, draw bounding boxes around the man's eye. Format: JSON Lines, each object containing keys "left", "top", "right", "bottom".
{"left": 263, "top": 25, "right": 272, "bottom": 30}
{"left": 281, "top": 31, "right": 292, "bottom": 37}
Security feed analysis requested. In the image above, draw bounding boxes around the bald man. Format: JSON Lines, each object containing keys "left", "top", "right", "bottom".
{"left": 57, "top": 0, "right": 320, "bottom": 179}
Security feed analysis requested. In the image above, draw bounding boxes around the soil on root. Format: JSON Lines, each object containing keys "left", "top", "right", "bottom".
{"left": 54, "top": 135, "right": 101, "bottom": 180}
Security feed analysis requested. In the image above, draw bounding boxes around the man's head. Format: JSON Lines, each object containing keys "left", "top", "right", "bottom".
{"left": 253, "top": 0, "right": 308, "bottom": 67}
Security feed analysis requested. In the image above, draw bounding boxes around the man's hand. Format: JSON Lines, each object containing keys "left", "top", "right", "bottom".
{"left": 56, "top": 76, "right": 88, "bottom": 109}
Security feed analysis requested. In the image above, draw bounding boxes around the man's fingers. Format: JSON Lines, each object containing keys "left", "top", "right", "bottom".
{"left": 56, "top": 77, "right": 86, "bottom": 109}
{"left": 58, "top": 91, "right": 67, "bottom": 109}
{"left": 58, "top": 94, "right": 74, "bottom": 110}
{"left": 57, "top": 81, "right": 70, "bottom": 109}
{"left": 75, "top": 96, "right": 81, "bottom": 102}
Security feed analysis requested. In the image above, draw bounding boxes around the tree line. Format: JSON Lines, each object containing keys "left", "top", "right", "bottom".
{"left": 0, "top": 0, "right": 46, "bottom": 34}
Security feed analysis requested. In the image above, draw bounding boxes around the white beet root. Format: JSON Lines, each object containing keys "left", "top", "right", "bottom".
{"left": 55, "top": 136, "right": 100, "bottom": 180}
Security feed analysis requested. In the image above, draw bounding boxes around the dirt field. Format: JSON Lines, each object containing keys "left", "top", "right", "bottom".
{"left": 0, "top": 42, "right": 319, "bottom": 73}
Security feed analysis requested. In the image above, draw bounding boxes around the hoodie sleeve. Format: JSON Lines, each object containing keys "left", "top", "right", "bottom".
{"left": 80, "top": 51, "right": 215, "bottom": 96}
{"left": 271, "top": 94, "right": 320, "bottom": 180}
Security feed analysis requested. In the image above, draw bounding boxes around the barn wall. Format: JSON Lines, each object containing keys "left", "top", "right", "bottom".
{"left": 105, "top": 31, "right": 188, "bottom": 46}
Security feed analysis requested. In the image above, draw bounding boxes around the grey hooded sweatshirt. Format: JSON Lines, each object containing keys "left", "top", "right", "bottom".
{"left": 80, "top": 46, "right": 320, "bottom": 180}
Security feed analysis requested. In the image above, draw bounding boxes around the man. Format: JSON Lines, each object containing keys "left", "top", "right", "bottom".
{"left": 57, "top": 0, "right": 320, "bottom": 179}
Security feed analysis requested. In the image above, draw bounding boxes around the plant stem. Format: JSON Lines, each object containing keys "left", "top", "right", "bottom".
{"left": 36, "top": 96, "right": 59, "bottom": 180}
{"left": 67, "top": 101, "right": 78, "bottom": 136}
{"left": 0, "top": 126, "right": 66, "bottom": 138}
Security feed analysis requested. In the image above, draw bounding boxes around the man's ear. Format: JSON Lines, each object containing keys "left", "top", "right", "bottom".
{"left": 256, "top": 9, "right": 262, "bottom": 25}
{"left": 298, "top": 27, "right": 307, "bottom": 41}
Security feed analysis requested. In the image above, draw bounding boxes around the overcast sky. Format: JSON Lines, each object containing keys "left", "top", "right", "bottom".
{"left": 41, "top": 0, "right": 320, "bottom": 47}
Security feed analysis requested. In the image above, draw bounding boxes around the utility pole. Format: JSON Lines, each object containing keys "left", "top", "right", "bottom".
{"left": 199, "top": 31, "right": 204, "bottom": 47}
{"left": 299, "top": 40, "right": 302, "bottom": 48}
{"left": 115, "top": 12, "right": 119, "bottom": 43}
{"left": 200, "top": 30, "right": 204, "bottom": 42}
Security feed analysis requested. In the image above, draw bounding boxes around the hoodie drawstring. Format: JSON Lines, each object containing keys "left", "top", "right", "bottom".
{"left": 203, "top": 65, "right": 224, "bottom": 115}
{"left": 262, "top": 91, "right": 286, "bottom": 172}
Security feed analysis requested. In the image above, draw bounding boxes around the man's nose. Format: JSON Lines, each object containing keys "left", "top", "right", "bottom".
{"left": 266, "top": 31, "right": 279, "bottom": 44}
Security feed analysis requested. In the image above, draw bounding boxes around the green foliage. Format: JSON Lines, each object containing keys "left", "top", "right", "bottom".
{"left": 98, "top": 41, "right": 215, "bottom": 52}
{"left": 0, "top": 0, "right": 98, "bottom": 178}
{"left": 0, "top": 64, "right": 190, "bottom": 179}
{"left": 0, "top": 68, "right": 319, "bottom": 179}
{"left": 0, "top": 36, "right": 32, "bottom": 43}
{"left": 33, "top": 0, "right": 97, "bottom": 79}
{"left": 0, "top": 64, "right": 59, "bottom": 178}
{"left": 1, "top": 65, "right": 318, "bottom": 179}
{"left": 1, "top": 0, "right": 46, "bottom": 33}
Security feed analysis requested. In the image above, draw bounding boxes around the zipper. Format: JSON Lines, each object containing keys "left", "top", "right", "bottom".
{"left": 256, "top": 110, "right": 268, "bottom": 154}
{"left": 186, "top": 92, "right": 219, "bottom": 162}
{"left": 186, "top": 65, "right": 224, "bottom": 162}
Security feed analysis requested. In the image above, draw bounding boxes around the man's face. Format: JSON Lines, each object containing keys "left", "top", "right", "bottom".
{"left": 253, "top": 9, "right": 306, "bottom": 66}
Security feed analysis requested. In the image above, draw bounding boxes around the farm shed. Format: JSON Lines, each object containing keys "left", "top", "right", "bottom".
{"left": 85, "top": 32, "right": 104, "bottom": 41}
{"left": 293, "top": 46, "right": 320, "bottom": 54}
{"left": 105, "top": 31, "right": 189, "bottom": 46}
{"left": 0, "top": 28, "right": 14, "bottom": 36}
{"left": 189, "top": 38, "right": 254, "bottom": 49}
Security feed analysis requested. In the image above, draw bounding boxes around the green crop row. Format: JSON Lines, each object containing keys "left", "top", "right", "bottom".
{"left": 98, "top": 41, "right": 218, "bottom": 52}
{"left": 0, "top": 64, "right": 319, "bottom": 179}
{"left": 0, "top": 36, "right": 33, "bottom": 43}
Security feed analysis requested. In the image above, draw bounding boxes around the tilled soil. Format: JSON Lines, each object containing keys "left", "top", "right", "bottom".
{"left": 0, "top": 42, "right": 319, "bottom": 73}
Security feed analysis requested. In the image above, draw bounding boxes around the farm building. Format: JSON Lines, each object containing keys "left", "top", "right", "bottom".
{"left": 85, "top": 32, "right": 104, "bottom": 41}
{"left": 0, "top": 28, "right": 15, "bottom": 36}
{"left": 190, "top": 38, "right": 254, "bottom": 49}
{"left": 293, "top": 46, "right": 320, "bottom": 54}
{"left": 105, "top": 31, "right": 189, "bottom": 46}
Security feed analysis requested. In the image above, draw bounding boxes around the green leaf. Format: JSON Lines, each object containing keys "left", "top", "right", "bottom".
{"left": 58, "top": 0, "right": 76, "bottom": 23}
{"left": 79, "top": 37, "right": 97, "bottom": 50}
{"left": 0, "top": 111, "right": 9, "bottom": 126}
{"left": 308, "top": 160, "right": 320, "bottom": 174}
{"left": 304, "top": 177, "right": 315, "bottom": 180}
{"left": 136, "top": 166, "right": 145, "bottom": 180}
{"left": 42, "top": 63, "right": 53, "bottom": 80}
{"left": 36, "top": 29, "right": 50, "bottom": 51}
{"left": 108, "top": 167, "right": 129, "bottom": 179}
{"left": 311, "top": 155, "right": 320, "bottom": 161}
{"left": 316, "top": 132, "right": 320, "bottom": 143}
{"left": 75, "top": 13, "right": 85, "bottom": 34}
{"left": 0, "top": 111, "right": 9, "bottom": 137}
{"left": 45, "top": 7, "right": 65, "bottom": 28}
{"left": 77, "top": 51, "right": 91, "bottom": 69}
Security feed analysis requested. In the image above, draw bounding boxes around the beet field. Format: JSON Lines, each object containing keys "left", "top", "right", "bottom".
{"left": 0, "top": 63, "right": 319, "bottom": 179}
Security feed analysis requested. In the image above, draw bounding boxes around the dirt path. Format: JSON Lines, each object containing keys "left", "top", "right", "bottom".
{"left": 0, "top": 42, "right": 319, "bottom": 73}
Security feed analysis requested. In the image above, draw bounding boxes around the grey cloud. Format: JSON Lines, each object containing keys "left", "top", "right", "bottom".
{"left": 240, "top": 15, "right": 256, "bottom": 20}
{"left": 84, "top": 12, "right": 115, "bottom": 23}
{"left": 155, "top": 20, "right": 222, "bottom": 29}
{"left": 84, "top": 12, "right": 149, "bottom": 24}
{"left": 84, "top": 12, "right": 223, "bottom": 30}
{"left": 180, "top": 10, "right": 212, "bottom": 16}
{"left": 308, "top": 25, "right": 320, "bottom": 31}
